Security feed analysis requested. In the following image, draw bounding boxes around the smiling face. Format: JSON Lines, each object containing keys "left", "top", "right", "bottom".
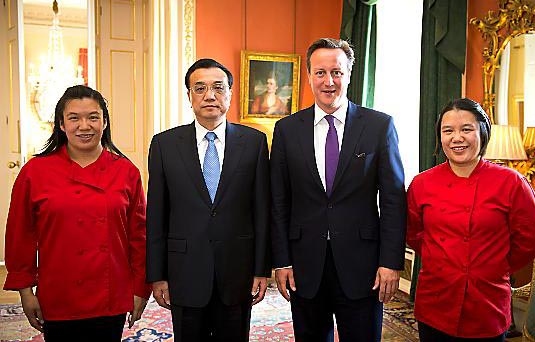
{"left": 440, "top": 109, "right": 482, "bottom": 175}
{"left": 307, "top": 48, "right": 351, "bottom": 114}
{"left": 188, "top": 67, "right": 231, "bottom": 130}
{"left": 60, "top": 97, "right": 106, "bottom": 158}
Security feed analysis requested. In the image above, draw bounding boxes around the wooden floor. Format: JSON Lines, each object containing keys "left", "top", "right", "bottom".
{"left": 0, "top": 265, "right": 20, "bottom": 304}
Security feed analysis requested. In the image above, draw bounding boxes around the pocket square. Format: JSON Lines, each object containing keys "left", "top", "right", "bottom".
{"left": 356, "top": 152, "right": 366, "bottom": 158}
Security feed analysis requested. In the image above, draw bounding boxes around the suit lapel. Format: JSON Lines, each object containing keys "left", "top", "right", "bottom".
{"left": 332, "top": 102, "right": 365, "bottom": 193}
{"left": 176, "top": 123, "right": 212, "bottom": 206}
{"left": 296, "top": 108, "right": 324, "bottom": 192}
{"left": 213, "top": 122, "right": 244, "bottom": 205}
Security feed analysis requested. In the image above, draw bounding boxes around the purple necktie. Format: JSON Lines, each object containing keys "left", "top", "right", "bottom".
{"left": 324, "top": 115, "right": 339, "bottom": 197}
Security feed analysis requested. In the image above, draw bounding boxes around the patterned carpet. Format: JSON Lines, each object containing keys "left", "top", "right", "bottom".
{"left": 0, "top": 286, "right": 418, "bottom": 341}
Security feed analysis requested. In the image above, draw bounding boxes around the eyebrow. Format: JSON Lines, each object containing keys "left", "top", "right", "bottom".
{"left": 194, "top": 81, "right": 224, "bottom": 85}
{"left": 66, "top": 111, "right": 101, "bottom": 115}
{"left": 441, "top": 123, "right": 476, "bottom": 128}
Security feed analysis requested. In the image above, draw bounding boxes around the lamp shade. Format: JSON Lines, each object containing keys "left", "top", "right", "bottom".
{"left": 485, "top": 125, "right": 527, "bottom": 160}
{"left": 524, "top": 127, "right": 535, "bottom": 149}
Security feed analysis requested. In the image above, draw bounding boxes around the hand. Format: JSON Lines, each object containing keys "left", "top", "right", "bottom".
{"left": 152, "top": 280, "right": 171, "bottom": 309}
{"left": 372, "top": 267, "right": 400, "bottom": 304}
{"left": 251, "top": 277, "right": 268, "bottom": 305}
{"left": 19, "top": 287, "right": 44, "bottom": 332}
{"left": 275, "top": 268, "right": 296, "bottom": 301}
{"left": 128, "top": 295, "right": 148, "bottom": 328}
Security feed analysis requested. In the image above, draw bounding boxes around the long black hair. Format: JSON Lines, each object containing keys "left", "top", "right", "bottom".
{"left": 35, "top": 85, "right": 125, "bottom": 158}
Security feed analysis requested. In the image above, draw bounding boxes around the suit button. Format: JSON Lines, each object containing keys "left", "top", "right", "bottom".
{"left": 211, "top": 210, "right": 217, "bottom": 217}
{"left": 328, "top": 204, "right": 333, "bottom": 209}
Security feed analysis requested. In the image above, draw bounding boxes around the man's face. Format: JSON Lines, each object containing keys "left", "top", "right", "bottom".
{"left": 188, "top": 67, "right": 232, "bottom": 129}
{"left": 266, "top": 78, "right": 277, "bottom": 94}
{"left": 307, "top": 48, "right": 351, "bottom": 114}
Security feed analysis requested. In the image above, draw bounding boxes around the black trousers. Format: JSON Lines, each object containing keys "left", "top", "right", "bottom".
{"left": 43, "top": 313, "right": 126, "bottom": 342}
{"left": 170, "top": 289, "right": 252, "bottom": 342}
{"left": 418, "top": 321, "right": 506, "bottom": 342}
{"left": 290, "top": 243, "right": 383, "bottom": 342}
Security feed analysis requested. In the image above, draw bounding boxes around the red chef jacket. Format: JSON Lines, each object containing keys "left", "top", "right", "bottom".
{"left": 4, "top": 146, "right": 151, "bottom": 320}
{"left": 407, "top": 160, "right": 535, "bottom": 338}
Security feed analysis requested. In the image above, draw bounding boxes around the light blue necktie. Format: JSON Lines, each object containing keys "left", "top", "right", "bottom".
{"left": 203, "top": 132, "right": 220, "bottom": 203}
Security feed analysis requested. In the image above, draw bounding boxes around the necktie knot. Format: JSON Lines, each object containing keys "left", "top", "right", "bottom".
{"left": 205, "top": 132, "right": 217, "bottom": 142}
{"left": 325, "top": 115, "right": 336, "bottom": 127}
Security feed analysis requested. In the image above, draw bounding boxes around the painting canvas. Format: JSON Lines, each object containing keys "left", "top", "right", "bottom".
{"left": 240, "top": 51, "right": 300, "bottom": 122}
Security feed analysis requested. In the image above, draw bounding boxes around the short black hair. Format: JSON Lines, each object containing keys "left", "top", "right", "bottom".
{"left": 184, "top": 58, "right": 233, "bottom": 89}
{"left": 435, "top": 98, "right": 492, "bottom": 157}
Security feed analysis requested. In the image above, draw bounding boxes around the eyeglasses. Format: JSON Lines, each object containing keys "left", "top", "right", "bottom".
{"left": 191, "top": 83, "right": 228, "bottom": 95}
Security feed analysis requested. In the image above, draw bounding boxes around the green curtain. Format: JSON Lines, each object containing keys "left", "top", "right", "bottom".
{"left": 340, "top": 0, "right": 377, "bottom": 107}
{"left": 410, "top": 0, "right": 467, "bottom": 300}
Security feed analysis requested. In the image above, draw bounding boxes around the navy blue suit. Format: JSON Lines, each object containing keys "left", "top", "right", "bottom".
{"left": 146, "top": 122, "right": 270, "bottom": 341}
{"left": 270, "top": 102, "right": 407, "bottom": 341}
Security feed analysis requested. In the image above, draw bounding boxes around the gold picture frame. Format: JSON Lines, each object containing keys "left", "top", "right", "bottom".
{"left": 240, "top": 51, "right": 300, "bottom": 123}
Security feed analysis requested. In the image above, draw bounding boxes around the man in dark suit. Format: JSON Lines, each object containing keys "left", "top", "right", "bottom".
{"left": 271, "top": 38, "right": 407, "bottom": 341}
{"left": 146, "top": 58, "right": 270, "bottom": 342}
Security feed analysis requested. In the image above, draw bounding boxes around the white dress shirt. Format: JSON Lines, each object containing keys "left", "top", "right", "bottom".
{"left": 195, "top": 120, "right": 226, "bottom": 172}
{"left": 313, "top": 99, "right": 348, "bottom": 191}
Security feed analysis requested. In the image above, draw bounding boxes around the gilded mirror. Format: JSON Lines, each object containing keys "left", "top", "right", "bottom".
{"left": 470, "top": 0, "right": 535, "bottom": 124}
{"left": 471, "top": 2, "right": 535, "bottom": 339}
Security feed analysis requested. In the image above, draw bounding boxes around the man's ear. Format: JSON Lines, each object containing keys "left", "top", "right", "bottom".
{"left": 187, "top": 89, "right": 193, "bottom": 106}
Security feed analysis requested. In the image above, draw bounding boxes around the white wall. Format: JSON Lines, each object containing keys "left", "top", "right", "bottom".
{"left": 374, "top": 0, "right": 423, "bottom": 187}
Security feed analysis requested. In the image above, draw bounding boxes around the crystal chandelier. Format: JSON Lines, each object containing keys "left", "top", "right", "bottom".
{"left": 28, "top": 0, "right": 85, "bottom": 123}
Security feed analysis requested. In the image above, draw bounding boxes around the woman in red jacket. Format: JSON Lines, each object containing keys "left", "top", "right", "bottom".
{"left": 3, "top": 85, "right": 151, "bottom": 341}
{"left": 407, "top": 98, "right": 535, "bottom": 341}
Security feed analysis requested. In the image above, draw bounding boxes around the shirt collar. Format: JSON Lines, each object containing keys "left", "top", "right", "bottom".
{"left": 195, "top": 120, "right": 226, "bottom": 146}
{"left": 313, "top": 98, "right": 348, "bottom": 126}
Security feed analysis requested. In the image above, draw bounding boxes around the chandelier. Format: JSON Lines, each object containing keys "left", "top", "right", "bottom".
{"left": 27, "top": 0, "right": 85, "bottom": 123}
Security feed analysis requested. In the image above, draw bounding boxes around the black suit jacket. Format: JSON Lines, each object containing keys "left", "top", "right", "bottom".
{"left": 270, "top": 102, "right": 407, "bottom": 299}
{"left": 146, "top": 121, "right": 270, "bottom": 307}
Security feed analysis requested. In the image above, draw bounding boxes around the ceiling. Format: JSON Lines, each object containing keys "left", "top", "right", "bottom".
{"left": 23, "top": 0, "right": 87, "bottom": 27}
{"left": 23, "top": 0, "right": 87, "bottom": 9}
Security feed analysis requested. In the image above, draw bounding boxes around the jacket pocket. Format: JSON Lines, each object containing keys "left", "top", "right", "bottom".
{"left": 168, "top": 239, "right": 187, "bottom": 253}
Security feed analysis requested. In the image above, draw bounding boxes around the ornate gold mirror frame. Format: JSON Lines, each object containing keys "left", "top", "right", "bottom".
{"left": 470, "top": 0, "right": 535, "bottom": 124}
{"left": 471, "top": 2, "right": 535, "bottom": 339}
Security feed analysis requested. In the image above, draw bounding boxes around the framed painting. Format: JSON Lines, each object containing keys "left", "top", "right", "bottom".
{"left": 240, "top": 51, "right": 300, "bottom": 123}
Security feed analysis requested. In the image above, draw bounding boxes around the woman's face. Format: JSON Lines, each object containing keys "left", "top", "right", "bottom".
{"left": 266, "top": 78, "right": 277, "bottom": 94}
{"left": 60, "top": 98, "right": 106, "bottom": 156}
{"left": 440, "top": 109, "right": 481, "bottom": 169}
